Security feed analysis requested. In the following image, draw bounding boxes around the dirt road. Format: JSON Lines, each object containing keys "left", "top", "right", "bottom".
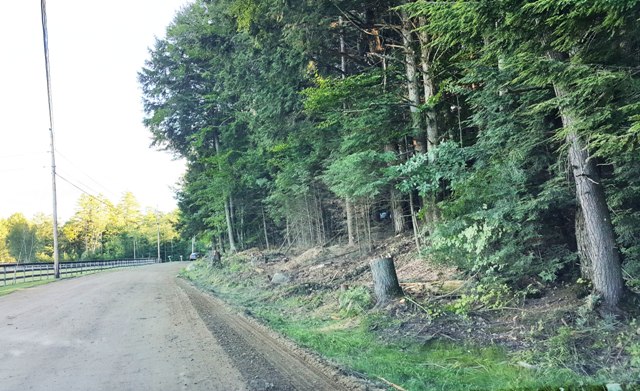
{"left": 0, "top": 263, "right": 352, "bottom": 391}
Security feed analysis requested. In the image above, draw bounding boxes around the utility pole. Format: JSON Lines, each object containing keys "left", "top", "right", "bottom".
{"left": 156, "top": 212, "right": 161, "bottom": 263}
{"left": 40, "top": 0, "right": 60, "bottom": 278}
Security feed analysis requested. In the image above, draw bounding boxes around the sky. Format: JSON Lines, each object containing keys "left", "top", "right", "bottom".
{"left": 0, "top": 0, "right": 191, "bottom": 222}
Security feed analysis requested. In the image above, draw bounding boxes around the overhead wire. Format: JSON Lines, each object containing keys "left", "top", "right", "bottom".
{"left": 55, "top": 149, "right": 120, "bottom": 199}
{"left": 55, "top": 173, "right": 118, "bottom": 211}
{"left": 56, "top": 168, "right": 105, "bottom": 197}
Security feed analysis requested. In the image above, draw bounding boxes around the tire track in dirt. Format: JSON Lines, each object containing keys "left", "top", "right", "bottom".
{"left": 177, "top": 278, "right": 364, "bottom": 391}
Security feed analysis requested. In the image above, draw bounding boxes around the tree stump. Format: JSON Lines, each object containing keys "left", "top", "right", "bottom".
{"left": 211, "top": 250, "right": 222, "bottom": 268}
{"left": 369, "top": 257, "right": 404, "bottom": 304}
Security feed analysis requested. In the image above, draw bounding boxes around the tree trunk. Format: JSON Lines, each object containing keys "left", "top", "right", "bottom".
{"left": 213, "top": 130, "right": 237, "bottom": 254}
{"left": 575, "top": 206, "right": 593, "bottom": 281}
{"left": 262, "top": 206, "right": 270, "bottom": 250}
{"left": 224, "top": 197, "right": 237, "bottom": 253}
{"left": 409, "top": 191, "right": 421, "bottom": 251}
{"left": 417, "top": 17, "right": 440, "bottom": 231}
{"left": 384, "top": 143, "right": 406, "bottom": 234}
{"left": 552, "top": 74, "right": 624, "bottom": 307}
{"left": 365, "top": 201, "right": 373, "bottom": 252}
{"left": 370, "top": 257, "right": 404, "bottom": 304}
{"left": 417, "top": 16, "right": 439, "bottom": 153}
{"left": 339, "top": 16, "right": 347, "bottom": 77}
{"left": 400, "top": 9, "right": 426, "bottom": 154}
{"left": 346, "top": 198, "right": 355, "bottom": 246}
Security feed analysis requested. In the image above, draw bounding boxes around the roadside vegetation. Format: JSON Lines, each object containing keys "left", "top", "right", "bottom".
{"left": 182, "top": 246, "right": 640, "bottom": 391}
{"left": 0, "top": 280, "right": 53, "bottom": 297}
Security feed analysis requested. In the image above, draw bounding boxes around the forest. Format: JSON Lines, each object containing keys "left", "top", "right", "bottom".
{"left": 139, "top": 0, "right": 640, "bottom": 310}
{"left": 0, "top": 192, "right": 186, "bottom": 263}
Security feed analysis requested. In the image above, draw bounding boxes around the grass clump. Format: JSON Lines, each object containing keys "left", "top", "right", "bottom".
{"left": 338, "top": 286, "right": 373, "bottom": 317}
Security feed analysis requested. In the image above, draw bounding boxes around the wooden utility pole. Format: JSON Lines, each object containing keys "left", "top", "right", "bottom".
{"left": 40, "top": 0, "right": 60, "bottom": 278}
{"left": 156, "top": 215, "right": 161, "bottom": 263}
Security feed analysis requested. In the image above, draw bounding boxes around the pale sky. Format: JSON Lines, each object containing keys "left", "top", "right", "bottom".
{"left": 0, "top": 0, "right": 191, "bottom": 222}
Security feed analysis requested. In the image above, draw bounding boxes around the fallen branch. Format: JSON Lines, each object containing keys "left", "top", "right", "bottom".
{"left": 376, "top": 376, "right": 408, "bottom": 391}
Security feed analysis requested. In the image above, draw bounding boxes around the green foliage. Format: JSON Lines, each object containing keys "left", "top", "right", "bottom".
{"left": 445, "top": 283, "right": 514, "bottom": 316}
{"left": 143, "top": 0, "right": 640, "bottom": 300}
{"left": 337, "top": 286, "right": 373, "bottom": 317}
{"left": 324, "top": 151, "right": 392, "bottom": 201}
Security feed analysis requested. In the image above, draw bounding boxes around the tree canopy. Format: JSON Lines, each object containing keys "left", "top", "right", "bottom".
{"left": 140, "top": 0, "right": 640, "bottom": 307}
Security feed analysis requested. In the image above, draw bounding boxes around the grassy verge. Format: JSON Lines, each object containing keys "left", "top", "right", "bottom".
{"left": 0, "top": 280, "right": 54, "bottom": 296}
{"left": 180, "top": 258, "right": 631, "bottom": 391}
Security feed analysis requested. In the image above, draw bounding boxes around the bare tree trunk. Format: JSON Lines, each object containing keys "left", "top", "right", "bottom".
{"left": 262, "top": 206, "right": 270, "bottom": 250}
{"left": 314, "top": 190, "right": 324, "bottom": 245}
{"left": 339, "top": 16, "right": 347, "bottom": 77}
{"left": 400, "top": 9, "right": 426, "bottom": 154}
{"left": 229, "top": 195, "right": 236, "bottom": 233}
{"left": 319, "top": 197, "right": 326, "bottom": 245}
{"left": 305, "top": 194, "right": 314, "bottom": 246}
{"left": 417, "top": 16, "right": 439, "bottom": 153}
{"left": 370, "top": 257, "right": 404, "bottom": 304}
{"left": 552, "top": 71, "right": 623, "bottom": 307}
{"left": 213, "top": 131, "right": 237, "bottom": 253}
{"left": 238, "top": 204, "right": 245, "bottom": 250}
{"left": 384, "top": 143, "right": 406, "bottom": 234}
{"left": 219, "top": 234, "right": 225, "bottom": 254}
{"left": 285, "top": 216, "right": 291, "bottom": 248}
{"left": 417, "top": 16, "right": 440, "bottom": 231}
{"left": 224, "top": 197, "right": 237, "bottom": 253}
{"left": 409, "top": 191, "right": 421, "bottom": 251}
{"left": 355, "top": 204, "right": 362, "bottom": 252}
{"left": 575, "top": 206, "right": 593, "bottom": 281}
{"left": 365, "top": 201, "right": 373, "bottom": 252}
{"left": 346, "top": 198, "right": 355, "bottom": 246}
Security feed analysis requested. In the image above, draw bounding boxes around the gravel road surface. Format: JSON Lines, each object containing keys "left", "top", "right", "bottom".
{"left": 0, "top": 263, "right": 352, "bottom": 391}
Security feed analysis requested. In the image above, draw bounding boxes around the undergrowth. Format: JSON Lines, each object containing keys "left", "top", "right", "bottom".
{"left": 181, "top": 258, "right": 639, "bottom": 391}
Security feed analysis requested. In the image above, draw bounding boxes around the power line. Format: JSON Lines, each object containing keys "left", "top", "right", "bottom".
{"left": 55, "top": 149, "right": 119, "bottom": 199}
{"left": 56, "top": 168, "right": 104, "bottom": 196}
{"left": 55, "top": 173, "right": 118, "bottom": 211}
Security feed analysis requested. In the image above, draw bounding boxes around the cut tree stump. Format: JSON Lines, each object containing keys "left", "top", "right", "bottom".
{"left": 370, "top": 257, "right": 404, "bottom": 304}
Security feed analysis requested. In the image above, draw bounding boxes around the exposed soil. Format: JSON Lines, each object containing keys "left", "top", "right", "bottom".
{"left": 227, "top": 232, "right": 640, "bottom": 376}
{"left": 178, "top": 278, "right": 370, "bottom": 391}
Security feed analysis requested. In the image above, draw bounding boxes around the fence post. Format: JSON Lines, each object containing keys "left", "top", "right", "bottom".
{"left": 3, "top": 267, "right": 6, "bottom": 286}
{"left": 13, "top": 266, "right": 17, "bottom": 285}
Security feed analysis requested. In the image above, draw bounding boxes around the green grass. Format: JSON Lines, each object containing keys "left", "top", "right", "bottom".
{"left": 181, "top": 260, "right": 618, "bottom": 391}
{"left": 270, "top": 319, "right": 586, "bottom": 391}
{"left": 0, "top": 280, "right": 55, "bottom": 296}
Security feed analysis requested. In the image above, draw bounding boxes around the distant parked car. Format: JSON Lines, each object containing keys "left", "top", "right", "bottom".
{"left": 189, "top": 252, "right": 200, "bottom": 261}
